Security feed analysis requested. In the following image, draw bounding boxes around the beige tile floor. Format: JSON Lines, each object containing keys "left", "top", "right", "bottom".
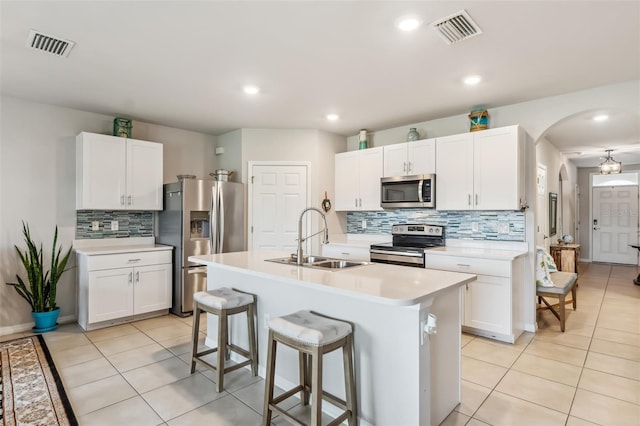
{"left": 1, "top": 262, "right": 639, "bottom": 425}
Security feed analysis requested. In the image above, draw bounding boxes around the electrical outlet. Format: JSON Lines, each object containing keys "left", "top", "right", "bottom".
{"left": 91, "top": 221, "right": 99, "bottom": 231}
{"left": 471, "top": 222, "right": 479, "bottom": 232}
{"left": 111, "top": 220, "right": 119, "bottom": 231}
{"left": 362, "top": 220, "right": 367, "bottom": 229}
{"left": 263, "top": 314, "right": 270, "bottom": 329}
{"left": 498, "top": 222, "right": 510, "bottom": 234}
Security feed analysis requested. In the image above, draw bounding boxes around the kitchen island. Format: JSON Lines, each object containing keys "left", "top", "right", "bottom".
{"left": 189, "top": 250, "right": 476, "bottom": 425}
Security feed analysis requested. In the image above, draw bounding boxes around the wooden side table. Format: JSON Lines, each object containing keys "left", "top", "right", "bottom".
{"left": 550, "top": 244, "right": 580, "bottom": 275}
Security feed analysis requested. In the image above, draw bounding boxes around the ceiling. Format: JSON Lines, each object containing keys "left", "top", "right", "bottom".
{"left": 1, "top": 1, "right": 639, "bottom": 167}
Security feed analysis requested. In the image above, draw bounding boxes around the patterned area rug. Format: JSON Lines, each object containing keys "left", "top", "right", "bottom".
{"left": 1, "top": 335, "right": 77, "bottom": 426}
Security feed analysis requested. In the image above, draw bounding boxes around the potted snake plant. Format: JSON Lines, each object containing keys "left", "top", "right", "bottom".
{"left": 6, "top": 221, "right": 72, "bottom": 332}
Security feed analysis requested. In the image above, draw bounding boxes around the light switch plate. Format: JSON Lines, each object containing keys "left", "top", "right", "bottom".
{"left": 111, "top": 220, "right": 119, "bottom": 231}
{"left": 91, "top": 221, "right": 99, "bottom": 231}
{"left": 498, "top": 222, "right": 510, "bottom": 234}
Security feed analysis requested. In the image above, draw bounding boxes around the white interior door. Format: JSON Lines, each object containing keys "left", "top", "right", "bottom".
{"left": 536, "top": 164, "right": 548, "bottom": 248}
{"left": 249, "top": 164, "right": 309, "bottom": 252}
{"left": 592, "top": 186, "right": 639, "bottom": 264}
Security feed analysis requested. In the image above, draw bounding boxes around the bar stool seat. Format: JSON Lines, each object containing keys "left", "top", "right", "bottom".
{"left": 263, "top": 310, "right": 358, "bottom": 426}
{"left": 191, "top": 287, "right": 257, "bottom": 392}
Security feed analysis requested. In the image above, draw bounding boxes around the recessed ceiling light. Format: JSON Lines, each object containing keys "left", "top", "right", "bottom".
{"left": 326, "top": 114, "right": 339, "bottom": 121}
{"left": 593, "top": 114, "right": 609, "bottom": 122}
{"left": 243, "top": 85, "right": 260, "bottom": 95}
{"left": 463, "top": 75, "right": 482, "bottom": 85}
{"left": 397, "top": 17, "right": 422, "bottom": 32}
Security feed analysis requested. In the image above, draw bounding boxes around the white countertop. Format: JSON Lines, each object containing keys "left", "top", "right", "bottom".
{"left": 189, "top": 250, "right": 476, "bottom": 306}
{"left": 425, "top": 246, "right": 527, "bottom": 260}
{"left": 75, "top": 243, "right": 173, "bottom": 256}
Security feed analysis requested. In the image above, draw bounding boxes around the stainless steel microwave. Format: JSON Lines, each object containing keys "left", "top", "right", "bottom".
{"left": 380, "top": 174, "right": 436, "bottom": 208}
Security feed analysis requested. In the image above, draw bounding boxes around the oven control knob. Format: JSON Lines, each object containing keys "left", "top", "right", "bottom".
{"left": 429, "top": 228, "right": 433, "bottom": 233}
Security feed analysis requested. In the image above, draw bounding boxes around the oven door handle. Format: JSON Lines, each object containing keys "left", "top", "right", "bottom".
{"left": 370, "top": 249, "right": 424, "bottom": 257}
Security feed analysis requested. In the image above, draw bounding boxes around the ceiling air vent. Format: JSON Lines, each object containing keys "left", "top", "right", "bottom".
{"left": 26, "top": 30, "right": 75, "bottom": 57}
{"left": 431, "top": 10, "right": 482, "bottom": 45}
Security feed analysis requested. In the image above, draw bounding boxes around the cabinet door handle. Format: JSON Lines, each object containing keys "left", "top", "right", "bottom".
{"left": 128, "top": 258, "right": 142, "bottom": 262}
{"left": 135, "top": 271, "right": 139, "bottom": 282}
{"left": 457, "top": 264, "right": 471, "bottom": 267}
{"left": 403, "top": 162, "right": 407, "bottom": 173}
{"left": 408, "top": 161, "right": 412, "bottom": 172}
{"left": 121, "top": 195, "right": 125, "bottom": 205}
{"left": 475, "top": 194, "right": 478, "bottom": 206}
{"left": 468, "top": 194, "right": 471, "bottom": 206}
{"left": 128, "top": 195, "right": 132, "bottom": 205}
{"left": 128, "top": 272, "right": 133, "bottom": 283}
{"left": 359, "top": 198, "right": 362, "bottom": 207}
{"left": 355, "top": 198, "right": 358, "bottom": 208}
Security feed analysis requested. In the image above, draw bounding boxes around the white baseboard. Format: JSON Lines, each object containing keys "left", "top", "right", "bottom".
{"left": 0, "top": 314, "right": 76, "bottom": 336}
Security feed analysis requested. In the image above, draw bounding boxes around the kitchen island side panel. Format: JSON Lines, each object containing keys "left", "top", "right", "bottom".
{"left": 204, "top": 264, "right": 460, "bottom": 425}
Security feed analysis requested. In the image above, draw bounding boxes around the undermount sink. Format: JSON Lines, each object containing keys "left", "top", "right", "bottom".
{"left": 310, "top": 260, "right": 365, "bottom": 269}
{"left": 266, "top": 255, "right": 328, "bottom": 265}
{"left": 265, "top": 255, "right": 369, "bottom": 271}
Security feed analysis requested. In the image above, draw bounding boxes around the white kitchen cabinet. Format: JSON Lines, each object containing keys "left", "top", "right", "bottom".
{"left": 76, "top": 132, "right": 163, "bottom": 210}
{"left": 383, "top": 139, "right": 436, "bottom": 177}
{"left": 322, "top": 242, "right": 370, "bottom": 261}
{"left": 335, "top": 147, "right": 383, "bottom": 211}
{"left": 425, "top": 252, "right": 524, "bottom": 343}
{"left": 77, "top": 248, "right": 172, "bottom": 331}
{"left": 436, "top": 125, "right": 524, "bottom": 210}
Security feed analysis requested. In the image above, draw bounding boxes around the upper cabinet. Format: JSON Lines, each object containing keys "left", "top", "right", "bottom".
{"left": 383, "top": 139, "right": 436, "bottom": 177}
{"left": 335, "top": 147, "right": 383, "bottom": 211}
{"left": 436, "top": 125, "right": 524, "bottom": 211}
{"left": 76, "top": 132, "right": 163, "bottom": 210}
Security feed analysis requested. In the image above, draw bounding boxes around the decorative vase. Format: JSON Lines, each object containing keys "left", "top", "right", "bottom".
{"left": 358, "top": 129, "right": 368, "bottom": 150}
{"left": 468, "top": 110, "right": 489, "bottom": 132}
{"left": 407, "top": 128, "right": 420, "bottom": 141}
{"left": 32, "top": 308, "right": 60, "bottom": 332}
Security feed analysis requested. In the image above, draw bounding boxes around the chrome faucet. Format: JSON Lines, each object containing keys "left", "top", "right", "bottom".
{"left": 297, "top": 207, "right": 329, "bottom": 265}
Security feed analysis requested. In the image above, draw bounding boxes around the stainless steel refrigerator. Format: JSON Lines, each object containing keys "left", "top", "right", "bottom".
{"left": 158, "top": 179, "right": 245, "bottom": 316}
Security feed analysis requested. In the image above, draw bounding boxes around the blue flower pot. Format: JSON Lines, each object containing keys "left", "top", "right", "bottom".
{"left": 32, "top": 308, "right": 60, "bottom": 333}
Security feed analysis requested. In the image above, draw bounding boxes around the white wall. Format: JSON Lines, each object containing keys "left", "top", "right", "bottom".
{"left": 0, "top": 96, "right": 217, "bottom": 332}
{"left": 536, "top": 137, "right": 578, "bottom": 242}
{"left": 217, "top": 128, "right": 347, "bottom": 253}
{"left": 240, "top": 129, "right": 347, "bottom": 244}
{"left": 347, "top": 80, "right": 640, "bottom": 150}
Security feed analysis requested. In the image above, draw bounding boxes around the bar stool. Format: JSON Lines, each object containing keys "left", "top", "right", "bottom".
{"left": 191, "top": 287, "right": 258, "bottom": 392}
{"left": 262, "top": 310, "right": 358, "bottom": 426}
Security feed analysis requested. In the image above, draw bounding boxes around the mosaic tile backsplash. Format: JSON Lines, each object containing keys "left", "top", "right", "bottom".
{"left": 347, "top": 210, "right": 525, "bottom": 241}
{"left": 76, "top": 211, "right": 154, "bottom": 239}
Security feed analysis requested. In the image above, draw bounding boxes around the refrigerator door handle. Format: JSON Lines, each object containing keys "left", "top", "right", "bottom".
{"left": 187, "top": 267, "right": 207, "bottom": 274}
{"left": 219, "top": 184, "right": 225, "bottom": 253}
{"left": 210, "top": 185, "right": 217, "bottom": 253}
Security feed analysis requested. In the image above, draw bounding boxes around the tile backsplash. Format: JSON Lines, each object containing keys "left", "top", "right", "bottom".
{"left": 347, "top": 210, "right": 525, "bottom": 241}
{"left": 76, "top": 211, "right": 153, "bottom": 239}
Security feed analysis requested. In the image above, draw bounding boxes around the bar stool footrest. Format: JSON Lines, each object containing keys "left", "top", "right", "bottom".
{"left": 268, "top": 405, "right": 306, "bottom": 426}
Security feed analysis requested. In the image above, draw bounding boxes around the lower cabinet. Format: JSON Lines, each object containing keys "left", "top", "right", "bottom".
{"left": 322, "top": 242, "right": 371, "bottom": 261}
{"left": 77, "top": 249, "right": 172, "bottom": 330}
{"left": 426, "top": 253, "right": 524, "bottom": 343}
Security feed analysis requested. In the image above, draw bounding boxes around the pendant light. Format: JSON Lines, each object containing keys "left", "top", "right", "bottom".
{"left": 599, "top": 149, "right": 622, "bottom": 174}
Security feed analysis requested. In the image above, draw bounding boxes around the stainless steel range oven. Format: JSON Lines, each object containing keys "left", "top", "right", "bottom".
{"left": 370, "top": 224, "right": 444, "bottom": 268}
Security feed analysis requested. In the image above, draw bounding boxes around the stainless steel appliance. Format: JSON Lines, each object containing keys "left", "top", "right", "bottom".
{"left": 380, "top": 174, "right": 435, "bottom": 209}
{"left": 158, "top": 179, "right": 245, "bottom": 316}
{"left": 370, "top": 224, "right": 444, "bottom": 267}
